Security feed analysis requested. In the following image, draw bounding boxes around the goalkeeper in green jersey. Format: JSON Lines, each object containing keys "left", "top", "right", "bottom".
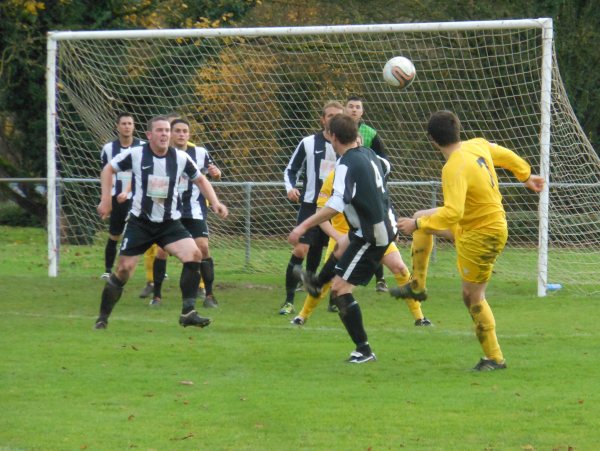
{"left": 345, "top": 95, "right": 388, "bottom": 292}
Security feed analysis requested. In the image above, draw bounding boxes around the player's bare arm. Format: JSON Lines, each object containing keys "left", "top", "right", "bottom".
{"left": 287, "top": 188, "right": 301, "bottom": 203}
{"left": 524, "top": 174, "right": 544, "bottom": 193}
{"left": 193, "top": 175, "right": 228, "bottom": 219}
{"left": 397, "top": 217, "right": 418, "bottom": 235}
{"left": 116, "top": 180, "right": 132, "bottom": 204}
{"left": 97, "top": 163, "right": 116, "bottom": 220}
{"left": 288, "top": 206, "right": 337, "bottom": 245}
{"left": 206, "top": 163, "right": 222, "bottom": 180}
{"left": 319, "top": 217, "right": 343, "bottom": 242}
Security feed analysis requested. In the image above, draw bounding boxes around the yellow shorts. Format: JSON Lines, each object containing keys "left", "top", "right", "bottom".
{"left": 455, "top": 228, "right": 508, "bottom": 284}
{"left": 384, "top": 241, "right": 398, "bottom": 256}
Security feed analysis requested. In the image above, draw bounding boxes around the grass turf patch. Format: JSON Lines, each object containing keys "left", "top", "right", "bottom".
{"left": 0, "top": 226, "right": 598, "bottom": 449}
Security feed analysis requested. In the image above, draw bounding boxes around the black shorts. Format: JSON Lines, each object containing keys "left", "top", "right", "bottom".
{"left": 335, "top": 234, "right": 389, "bottom": 286}
{"left": 108, "top": 197, "right": 131, "bottom": 236}
{"left": 181, "top": 217, "right": 209, "bottom": 239}
{"left": 296, "top": 202, "right": 328, "bottom": 247}
{"left": 119, "top": 215, "right": 192, "bottom": 256}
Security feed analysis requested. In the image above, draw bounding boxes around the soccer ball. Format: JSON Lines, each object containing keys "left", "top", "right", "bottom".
{"left": 382, "top": 56, "right": 416, "bottom": 89}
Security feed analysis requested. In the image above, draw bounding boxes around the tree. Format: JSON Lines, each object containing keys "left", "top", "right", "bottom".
{"left": 0, "top": 0, "right": 258, "bottom": 220}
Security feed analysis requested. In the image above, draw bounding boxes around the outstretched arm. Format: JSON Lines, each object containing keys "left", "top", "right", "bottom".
{"left": 524, "top": 174, "right": 544, "bottom": 193}
{"left": 288, "top": 206, "right": 338, "bottom": 245}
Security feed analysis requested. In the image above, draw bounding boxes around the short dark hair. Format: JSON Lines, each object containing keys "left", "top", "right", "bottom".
{"left": 116, "top": 112, "right": 133, "bottom": 123}
{"left": 171, "top": 118, "right": 190, "bottom": 128}
{"left": 147, "top": 115, "right": 170, "bottom": 131}
{"left": 427, "top": 110, "right": 461, "bottom": 146}
{"left": 345, "top": 95, "right": 363, "bottom": 104}
{"left": 329, "top": 113, "right": 358, "bottom": 145}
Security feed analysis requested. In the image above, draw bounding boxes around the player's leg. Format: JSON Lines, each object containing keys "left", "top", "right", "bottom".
{"left": 281, "top": 242, "right": 307, "bottom": 313}
{"left": 95, "top": 254, "right": 140, "bottom": 329}
{"left": 295, "top": 233, "right": 350, "bottom": 298}
{"left": 139, "top": 244, "right": 157, "bottom": 298}
{"left": 95, "top": 216, "right": 146, "bottom": 329}
{"left": 457, "top": 228, "right": 508, "bottom": 371}
{"left": 389, "top": 228, "right": 452, "bottom": 302}
{"left": 196, "top": 237, "right": 218, "bottom": 308}
{"left": 331, "top": 237, "right": 387, "bottom": 363}
{"left": 181, "top": 218, "right": 216, "bottom": 308}
{"left": 374, "top": 264, "right": 388, "bottom": 292}
{"left": 280, "top": 203, "right": 318, "bottom": 314}
{"left": 102, "top": 197, "right": 129, "bottom": 280}
{"left": 382, "top": 243, "right": 431, "bottom": 326}
{"left": 150, "top": 247, "right": 168, "bottom": 306}
{"left": 305, "top": 234, "right": 324, "bottom": 274}
{"left": 293, "top": 237, "right": 337, "bottom": 324}
{"left": 161, "top": 222, "right": 209, "bottom": 328}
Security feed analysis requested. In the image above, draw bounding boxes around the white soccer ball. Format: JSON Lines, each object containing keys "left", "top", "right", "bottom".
{"left": 382, "top": 56, "right": 416, "bottom": 89}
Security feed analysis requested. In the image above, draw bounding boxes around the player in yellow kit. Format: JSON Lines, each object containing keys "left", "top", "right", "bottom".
{"left": 291, "top": 167, "right": 431, "bottom": 326}
{"left": 395, "top": 110, "right": 544, "bottom": 371}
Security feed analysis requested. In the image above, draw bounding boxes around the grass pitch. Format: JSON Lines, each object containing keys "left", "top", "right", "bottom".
{"left": 0, "top": 226, "right": 599, "bottom": 450}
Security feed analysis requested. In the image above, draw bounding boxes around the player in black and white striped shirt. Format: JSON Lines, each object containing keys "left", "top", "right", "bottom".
{"left": 94, "top": 116, "right": 228, "bottom": 330}
{"left": 149, "top": 118, "right": 223, "bottom": 308}
{"left": 279, "top": 101, "right": 344, "bottom": 315}
{"left": 99, "top": 113, "right": 143, "bottom": 280}
{"left": 289, "top": 114, "right": 396, "bottom": 363}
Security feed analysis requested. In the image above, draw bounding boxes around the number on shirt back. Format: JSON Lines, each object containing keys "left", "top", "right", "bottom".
{"left": 477, "top": 157, "right": 495, "bottom": 187}
{"left": 370, "top": 160, "right": 385, "bottom": 193}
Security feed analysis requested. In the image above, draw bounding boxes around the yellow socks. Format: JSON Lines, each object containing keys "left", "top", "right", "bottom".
{"left": 393, "top": 270, "right": 424, "bottom": 320}
{"left": 144, "top": 244, "right": 157, "bottom": 283}
{"left": 298, "top": 281, "right": 332, "bottom": 319}
{"left": 410, "top": 229, "right": 433, "bottom": 292}
{"left": 469, "top": 300, "right": 504, "bottom": 363}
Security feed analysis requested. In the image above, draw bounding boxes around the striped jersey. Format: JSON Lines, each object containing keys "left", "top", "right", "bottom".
{"left": 109, "top": 143, "right": 201, "bottom": 222}
{"left": 178, "top": 145, "right": 216, "bottom": 220}
{"left": 326, "top": 146, "right": 396, "bottom": 246}
{"left": 283, "top": 131, "right": 337, "bottom": 204}
{"left": 100, "top": 138, "right": 143, "bottom": 196}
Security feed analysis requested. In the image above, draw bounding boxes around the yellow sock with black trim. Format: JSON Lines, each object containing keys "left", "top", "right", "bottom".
{"left": 298, "top": 281, "right": 332, "bottom": 319}
{"left": 410, "top": 229, "right": 433, "bottom": 292}
{"left": 393, "top": 270, "right": 423, "bottom": 320}
{"left": 144, "top": 244, "right": 157, "bottom": 283}
{"left": 469, "top": 300, "right": 504, "bottom": 363}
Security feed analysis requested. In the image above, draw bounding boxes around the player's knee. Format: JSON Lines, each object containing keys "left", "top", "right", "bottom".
{"left": 291, "top": 241, "right": 306, "bottom": 256}
{"left": 114, "top": 265, "right": 132, "bottom": 284}
{"left": 386, "top": 259, "right": 407, "bottom": 275}
{"left": 190, "top": 246, "right": 203, "bottom": 262}
{"left": 334, "top": 293, "right": 355, "bottom": 316}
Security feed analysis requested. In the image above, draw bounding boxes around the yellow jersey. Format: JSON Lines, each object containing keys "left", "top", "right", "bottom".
{"left": 317, "top": 170, "right": 350, "bottom": 234}
{"left": 418, "top": 138, "right": 531, "bottom": 233}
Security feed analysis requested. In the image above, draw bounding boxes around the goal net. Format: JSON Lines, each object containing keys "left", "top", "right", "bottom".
{"left": 47, "top": 19, "right": 600, "bottom": 295}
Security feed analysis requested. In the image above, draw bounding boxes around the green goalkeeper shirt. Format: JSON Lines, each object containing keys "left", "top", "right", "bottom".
{"left": 358, "top": 122, "right": 386, "bottom": 158}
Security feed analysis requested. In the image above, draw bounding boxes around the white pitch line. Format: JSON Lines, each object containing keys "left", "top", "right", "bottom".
{"left": 1, "top": 310, "right": 593, "bottom": 338}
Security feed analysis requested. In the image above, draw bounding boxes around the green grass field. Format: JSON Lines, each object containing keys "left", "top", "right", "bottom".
{"left": 1, "top": 226, "right": 599, "bottom": 450}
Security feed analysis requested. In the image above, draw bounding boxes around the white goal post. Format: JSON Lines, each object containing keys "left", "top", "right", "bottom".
{"left": 46, "top": 19, "right": 600, "bottom": 295}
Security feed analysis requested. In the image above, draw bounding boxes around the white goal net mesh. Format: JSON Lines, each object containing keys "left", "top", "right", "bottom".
{"left": 51, "top": 22, "right": 600, "bottom": 293}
